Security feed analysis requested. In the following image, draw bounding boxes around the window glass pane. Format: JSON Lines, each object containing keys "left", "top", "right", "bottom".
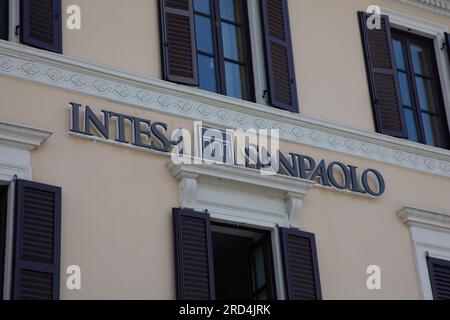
{"left": 225, "top": 62, "right": 246, "bottom": 99}
{"left": 415, "top": 76, "right": 437, "bottom": 113}
{"left": 422, "top": 113, "right": 444, "bottom": 148}
{"left": 194, "top": 0, "right": 211, "bottom": 14}
{"left": 198, "top": 54, "right": 217, "bottom": 93}
{"left": 398, "top": 71, "right": 412, "bottom": 107}
{"left": 404, "top": 108, "right": 419, "bottom": 142}
{"left": 221, "top": 23, "right": 244, "bottom": 61}
{"left": 392, "top": 39, "right": 406, "bottom": 71}
{"left": 195, "top": 15, "right": 214, "bottom": 54}
{"left": 410, "top": 44, "right": 431, "bottom": 77}
{"left": 220, "top": 0, "right": 239, "bottom": 22}
{"left": 254, "top": 246, "right": 266, "bottom": 290}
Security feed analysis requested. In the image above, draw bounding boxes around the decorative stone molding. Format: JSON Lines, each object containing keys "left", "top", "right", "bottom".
{"left": 2, "top": 41, "right": 450, "bottom": 179}
{"left": 286, "top": 192, "right": 305, "bottom": 228}
{"left": 397, "top": 206, "right": 450, "bottom": 232}
{"left": 393, "top": 0, "right": 450, "bottom": 17}
{"left": 0, "top": 121, "right": 52, "bottom": 151}
{"left": 167, "top": 162, "right": 315, "bottom": 228}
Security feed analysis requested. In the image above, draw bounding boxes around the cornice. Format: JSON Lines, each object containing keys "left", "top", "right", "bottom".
{"left": 397, "top": 206, "right": 450, "bottom": 232}
{"left": 1, "top": 41, "right": 450, "bottom": 178}
{"left": 393, "top": 0, "right": 450, "bottom": 17}
{"left": 167, "top": 161, "right": 315, "bottom": 197}
{"left": 0, "top": 121, "right": 52, "bottom": 151}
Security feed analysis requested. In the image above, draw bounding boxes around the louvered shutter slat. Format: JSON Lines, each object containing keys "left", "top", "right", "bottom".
{"left": 173, "top": 208, "right": 215, "bottom": 300}
{"left": 280, "top": 228, "right": 322, "bottom": 300}
{"left": 0, "top": 0, "right": 8, "bottom": 40}
{"left": 427, "top": 257, "right": 450, "bottom": 300}
{"left": 260, "top": 0, "right": 298, "bottom": 112}
{"left": 12, "top": 180, "right": 61, "bottom": 300}
{"left": 159, "top": 0, "right": 198, "bottom": 86}
{"left": 20, "top": 0, "right": 62, "bottom": 53}
{"left": 358, "top": 12, "right": 407, "bottom": 138}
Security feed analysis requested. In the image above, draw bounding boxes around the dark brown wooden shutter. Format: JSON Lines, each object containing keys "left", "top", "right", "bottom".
{"left": 173, "top": 208, "right": 215, "bottom": 300}
{"left": 280, "top": 228, "right": 322, "bottom": 300}
{"left": 427, "top": 256, "right": 450, "bottom": 300}
{"left": 20, "top": 0, "right": 62, "bottom": 53}
{"left": 260, "top": 0, "right": 298, "bottom": 112}
{"left": 12, "top": 180, "right": 61, "bottom": 300}
{"left": 0, "top": 0, "right": 8, "bottom": 40}
{"left": 446, "top": 33, "right": 450, "bottom": 68}
{"left": 358, "top": 12, "right": 407, "bottom": 138}
{"left": 159, "top": 0, "right": 198, "bottom": 86}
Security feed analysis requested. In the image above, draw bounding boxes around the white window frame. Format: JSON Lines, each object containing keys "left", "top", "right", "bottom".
{"left": 7, "top": 0, "right": 20, "bottom": 43}
{"left": 0, "top": 121, "right": 52, "bottom": 300}
{"left": 397, "top": 206, "right": 450, "bottom": 300}
{"left": 247, "top": 0, "right": 268, "bottom": 106}
{"left": 382, "top": 8, "right": 450, "bottom": 135}
{"left": 167, "top": 161, "right": 315, "bottom": 300}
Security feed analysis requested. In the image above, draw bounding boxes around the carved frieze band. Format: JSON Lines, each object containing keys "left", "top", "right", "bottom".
{"left": 1, "top": 43, "right": 450, "bottom": 178}
{"left": 393, "top": 0, "right": 450, "bottom": 17}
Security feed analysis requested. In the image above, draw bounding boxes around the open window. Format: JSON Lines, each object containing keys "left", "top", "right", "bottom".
{"left": 172, "top": 208, "right": 322, "bottom": 300}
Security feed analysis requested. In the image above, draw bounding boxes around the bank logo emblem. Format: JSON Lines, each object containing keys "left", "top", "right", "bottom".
{"left": 198, "top": 126, "right": 234, "bottom": 165}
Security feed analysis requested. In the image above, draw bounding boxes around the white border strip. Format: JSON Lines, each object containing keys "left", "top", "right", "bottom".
{"left": 1, "top": 41, "right": 450, "bottom": 178}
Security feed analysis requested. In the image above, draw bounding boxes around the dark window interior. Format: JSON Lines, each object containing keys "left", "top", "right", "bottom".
{"left": 0, "top": 185, "right": 8, "bottom": 296}
{"left": 193, "top": 0, "right": 254, "bottom": 101}
{"left": 391, "top": 29, "right": 450, "bottom": 149}
{"left": 212, "top": 225, "right": 275, "bottom": 300}
{"left": 0, "top": 0, "right": 8, "bottom": 41}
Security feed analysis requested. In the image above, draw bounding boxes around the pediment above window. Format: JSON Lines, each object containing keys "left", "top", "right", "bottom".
{"left": 167, "top": 162, "right": 315, "bottom": 228}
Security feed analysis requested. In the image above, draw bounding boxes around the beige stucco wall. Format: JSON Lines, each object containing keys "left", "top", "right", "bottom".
{"left": 3, "top": 74, "right": 450, "bottom": 299}
{"left": 1, "top": 0, "right": 450, "bottom": 300}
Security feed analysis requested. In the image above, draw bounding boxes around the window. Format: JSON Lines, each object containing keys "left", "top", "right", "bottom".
{"left": 0, "top": 180, "right": 62, "bottom": 300}
{"left": 194, "top": 0, "right": 254, "bottom": 101}
{"left": 160, "top": 0, "right": 299, "bottom": 112}
{"left": 358, "top": 12, "right": 450, "bottom": 149}
{"left": 392, "top": 30, "right": 449, "bottom": 148}
{"left": 211, "top": 224, "right": 276, "bottom": 300}
{"left": 0, "top": 0, "right": 62, "bottom": 53}
{"left": 172, "top": 208, "right": 322, "bottom": 300}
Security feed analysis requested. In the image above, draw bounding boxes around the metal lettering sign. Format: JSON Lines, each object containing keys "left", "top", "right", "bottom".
{"left": 69, "top": 102, "right": 385, "bottom": 197}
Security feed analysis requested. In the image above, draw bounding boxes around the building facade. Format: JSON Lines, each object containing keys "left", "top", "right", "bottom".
{"left": 1, "top": 0, "right": 450, "bottom": 300}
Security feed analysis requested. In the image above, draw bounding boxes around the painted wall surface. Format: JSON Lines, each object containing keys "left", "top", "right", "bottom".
{"left": 3, "top": 74, "right": 450, "bottom": 299}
